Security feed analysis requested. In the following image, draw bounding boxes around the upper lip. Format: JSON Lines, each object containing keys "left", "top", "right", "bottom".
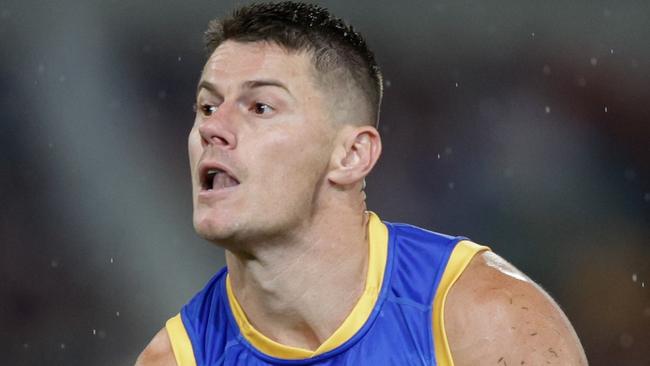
{"left": 198, "top": 161, "right": 240, "bottom": 190}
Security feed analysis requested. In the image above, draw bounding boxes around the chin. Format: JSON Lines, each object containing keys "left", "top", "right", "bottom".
{"left": 193, "top": 212, "right": 239, "bottom": 243}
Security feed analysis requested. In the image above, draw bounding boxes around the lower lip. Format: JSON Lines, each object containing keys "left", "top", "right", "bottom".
{"left": 198, "top": 185, "right": 239, "bottom": 201}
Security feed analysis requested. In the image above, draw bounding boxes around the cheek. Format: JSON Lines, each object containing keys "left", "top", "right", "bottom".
{"left": 259, "top": 134, "right": 330, "bottom": 189}
{"left": 188, "top": 128, "right": 201, "bottom": 157}
{"left": 188, "top": 128, "right": 202, "bottom": 180}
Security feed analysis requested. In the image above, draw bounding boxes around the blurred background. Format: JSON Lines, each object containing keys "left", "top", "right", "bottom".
{"left": 1, "top": 0, "right": 648, "bottom": 364}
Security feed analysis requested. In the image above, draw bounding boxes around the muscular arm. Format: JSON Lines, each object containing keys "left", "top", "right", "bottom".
{"left": 443, "top": 251, "right": 588, "bottom": 365}
{"left": 135, "top": 328, "right": 178, "bottom": 366}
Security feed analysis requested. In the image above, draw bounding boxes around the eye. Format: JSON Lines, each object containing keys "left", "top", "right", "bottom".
{"left": 251, "top": 102, "right": 274, "bottom": 116}
{"left": 194, "top": 103, "right": 218, "bottom": 117}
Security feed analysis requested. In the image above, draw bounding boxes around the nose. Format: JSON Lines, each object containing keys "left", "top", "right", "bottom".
{"left": 197, "top": 103, "right": 237, "bottom": 149}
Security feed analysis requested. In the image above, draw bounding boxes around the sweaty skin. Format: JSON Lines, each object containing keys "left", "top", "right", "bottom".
{"left": 136, "top": 40, "right": 587, "bottom": 365}
{"left": 444, "top": 252, "right": 588, "bottom": 365}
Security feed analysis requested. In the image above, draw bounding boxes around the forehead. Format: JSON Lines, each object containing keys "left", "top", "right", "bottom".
{"left": 201, "top": 41, "right": 314, "bottom": 88}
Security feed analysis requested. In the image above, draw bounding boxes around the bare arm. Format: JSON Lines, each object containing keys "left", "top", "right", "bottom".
{"left": 443, "top": 251, "right": 588, "bottom": 365}
{"left": 135, "top": 328, "right": 178, "bottom": 366}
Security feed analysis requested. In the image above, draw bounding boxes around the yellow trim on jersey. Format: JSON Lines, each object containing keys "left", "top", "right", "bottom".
{"left": 225, "top": 211, "right": 389, "bottom": 359}
{"left": 432, "top": 240, "right": 490, "bottom": 366}
{"left": 165, "top": 313, "right": 197, "bottom": 366}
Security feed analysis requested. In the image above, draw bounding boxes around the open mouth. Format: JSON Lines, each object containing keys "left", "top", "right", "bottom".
{"left": 201, "top": 168, "right": 240, "bottom": 191}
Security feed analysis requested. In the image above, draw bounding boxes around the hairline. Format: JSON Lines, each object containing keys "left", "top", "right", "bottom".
{"left": 207, "top": 39, "right": 375, "bottom": 126}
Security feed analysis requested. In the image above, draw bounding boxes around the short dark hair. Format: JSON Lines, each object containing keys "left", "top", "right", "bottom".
{"left": 204, "top": 1, "right": 383, "bottom": 125}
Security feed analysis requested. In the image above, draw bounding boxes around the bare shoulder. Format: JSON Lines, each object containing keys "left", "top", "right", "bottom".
{"left": 135, "top": 328, "right": 177, "bottom": 366}
{"left": 443, "top": 250, "right": 588, "bottom": 365}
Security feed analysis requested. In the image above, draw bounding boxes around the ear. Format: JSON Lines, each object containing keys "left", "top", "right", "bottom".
{"left": 328, "top": 125, "right": 382, "bottom": 186}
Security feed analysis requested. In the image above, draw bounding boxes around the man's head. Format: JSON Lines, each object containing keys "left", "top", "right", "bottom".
{"left": 189, "top": 2, "right": 383, "bottom": 247}
{"left": 204, "top": 1, "right": 383, "bottom": 126}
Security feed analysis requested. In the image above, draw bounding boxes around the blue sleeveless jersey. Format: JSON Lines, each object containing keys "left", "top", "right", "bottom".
{"left": 166, "top": 213, "right": 488, "bottom": 366}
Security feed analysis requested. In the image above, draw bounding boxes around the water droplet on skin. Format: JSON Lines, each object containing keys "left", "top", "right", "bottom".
{"left": 177, "top": 56, "right": 182, "bottom": 61}
{"left": 545, "top": 106, "right": 551, "bottom": 114}
{"left": 110, "top": 257, "right": 114, "bottom": 264}
{"left": 530, "top": 32, "right": 535, "bottom": 38}
{"left": 632, "top": 273, "right": 637, "bottom": 282}
{"left": 437, "top": 154, "right": 441, "bottom": 159}
{"left": 60, "top": 343, "right": 66, "bottom": 350}
{"left": 455, "top": 82, "right": 459, "bottom": 87}
{"left": 590, "top": 57, "right": 598, "bottom": 66}
{"left": 116, "top": 311, "right": 120, "bottom": 317}
{"left": 92, "top": 329, "right": 96, "bottom": 335}
{"left": 604, "top": 106, "right": 608, "bottom": 112}
{"left": 610, "top": 49, "right": 614, "bottom": 54}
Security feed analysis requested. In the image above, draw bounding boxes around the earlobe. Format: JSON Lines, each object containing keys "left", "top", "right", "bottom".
{"left": 328, "top": 126, "right": 381, "bottom": 186}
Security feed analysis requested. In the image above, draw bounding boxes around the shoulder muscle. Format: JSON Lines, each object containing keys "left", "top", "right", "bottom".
{"left": 135, "top": 328, "right": 178, "bottom": 366}
{"left": 443, "top": 251, "right": 587, "bottom": 365}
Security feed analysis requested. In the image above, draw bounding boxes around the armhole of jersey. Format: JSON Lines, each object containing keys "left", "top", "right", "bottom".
{"left": 165, "top": 314, "right": 197, "bottom": 366}
{"left": 432, "top": 240, "right": 490, "bottom": 366}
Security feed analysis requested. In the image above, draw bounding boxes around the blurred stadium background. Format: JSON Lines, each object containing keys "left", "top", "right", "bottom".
{"left": 1, "top": 0, "right": 648, "bottom": 364}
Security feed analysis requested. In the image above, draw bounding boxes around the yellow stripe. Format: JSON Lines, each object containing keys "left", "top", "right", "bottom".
{"left": 317, "top": 211, "right": 388, "bottom": 354}
{"left": 225, "top": 211, "right": 389, "bottom": 359}
{"left": 165, "top": 314, "right": 197, "bottom": 366}
{"left": 226, "top": 278, "right": 313, "bottom": 359}
{"left": 432, "top": 240, "right": 490, "bottom": 366}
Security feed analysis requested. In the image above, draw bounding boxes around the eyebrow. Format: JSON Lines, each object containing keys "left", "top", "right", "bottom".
{"left": 196, "top": 79, "right": 220, "bottom": 96}
{"left": 196, "top": 79, "right": 295, "bottom": 100}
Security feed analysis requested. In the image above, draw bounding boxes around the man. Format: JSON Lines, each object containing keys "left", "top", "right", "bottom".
{"left": 137, "top": 2, "right": 587, "bottom": 365}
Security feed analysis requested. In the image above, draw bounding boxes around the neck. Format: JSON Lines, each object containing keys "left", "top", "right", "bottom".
{"left": 225, "top": 205, "right": 370, "bottom": 351}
